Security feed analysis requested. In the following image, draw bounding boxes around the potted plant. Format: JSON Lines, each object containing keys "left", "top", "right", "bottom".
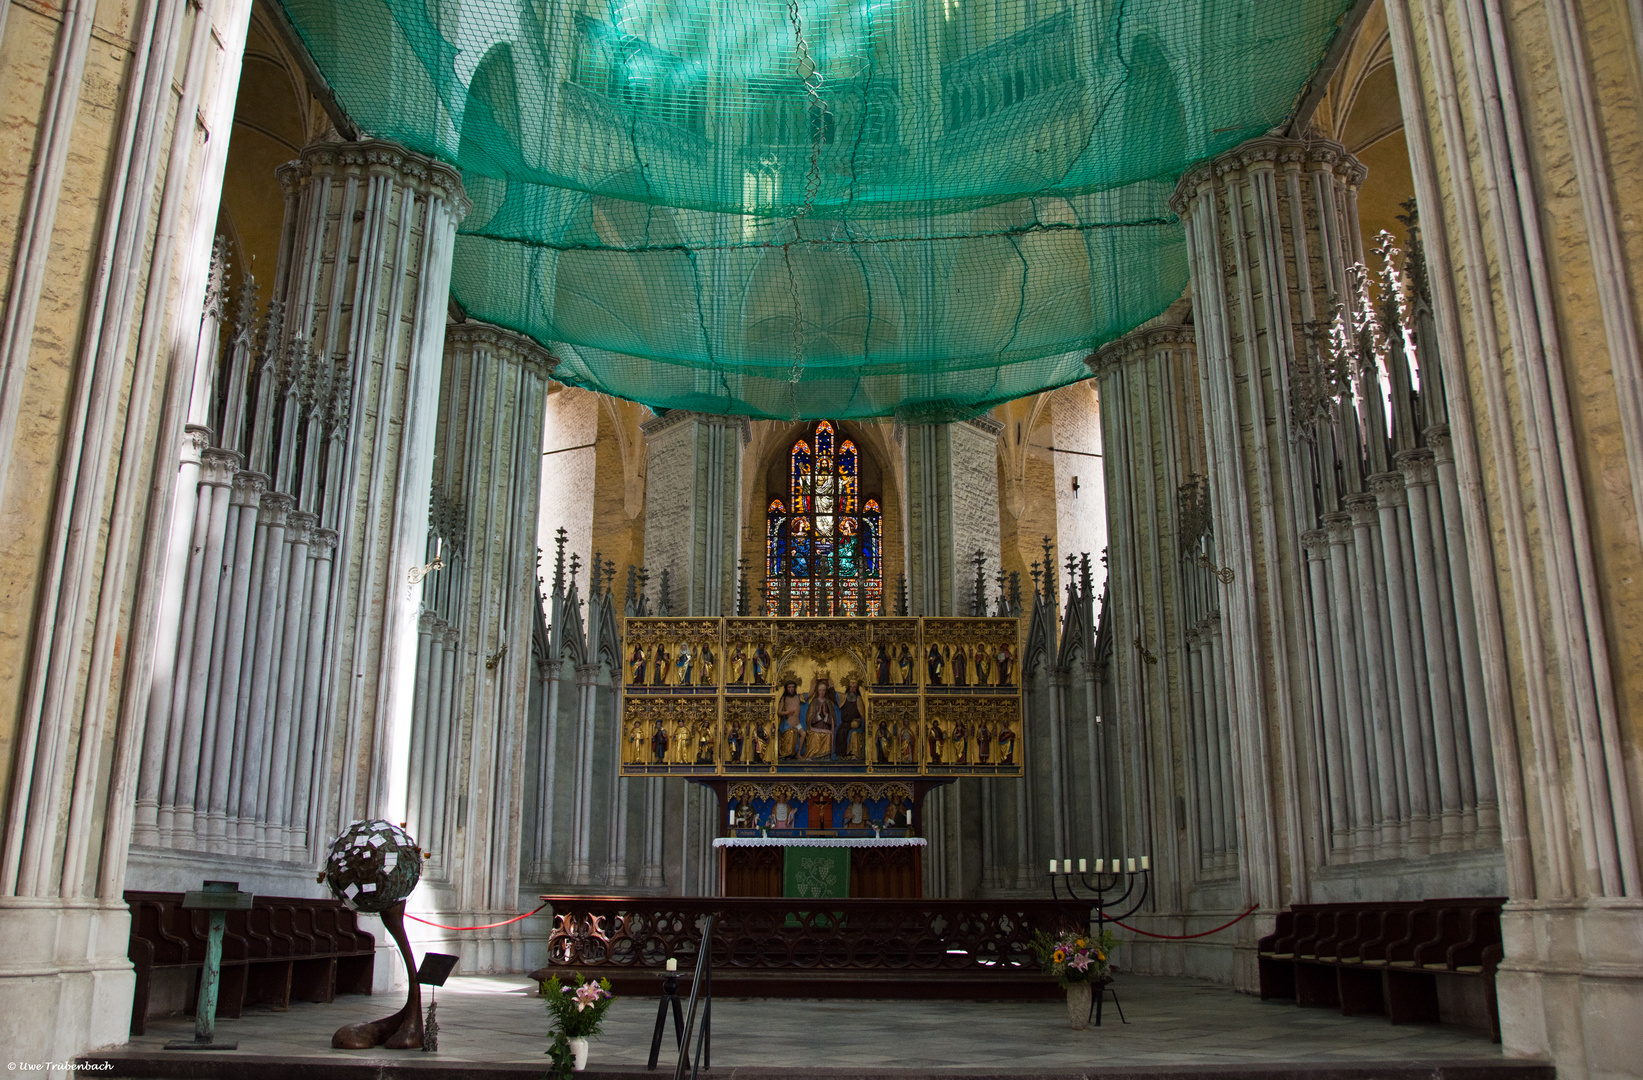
{"left": 542, "top": 971, "right": 615, "bottom": 1074}
{"left": 1030, "top": 926, "right": 1117, "bottom": 1030}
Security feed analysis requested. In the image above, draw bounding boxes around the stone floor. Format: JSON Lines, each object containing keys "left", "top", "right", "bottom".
{"left": 103, "top": 973, "right": 1522, "bottom": 1073}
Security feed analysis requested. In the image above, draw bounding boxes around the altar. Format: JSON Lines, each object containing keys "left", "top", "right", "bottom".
{"left": 617, "top": 614, "right": 1025, "bottom": 902}
{"left": 714, "top": 836, "right": 927, "bottom": 899}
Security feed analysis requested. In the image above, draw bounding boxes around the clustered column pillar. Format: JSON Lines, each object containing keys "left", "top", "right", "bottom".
{"left": 415, "top": 323, "right": 554, "bottom": 966}
{"left": 1171, "top": 131, "right": 1508, "bottom": 957}
{"left": 131, "top": 138, "right": 468, "bottom": 868}
{"left": 1091, "top": 324, "right": 1240, "bottom": 940}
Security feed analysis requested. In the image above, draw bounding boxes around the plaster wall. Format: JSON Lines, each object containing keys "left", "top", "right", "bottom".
{"left": 539, "top": 386, "right": 598, "bottom": 581}
{"left": 1051, "top": 383, "right": 1108, "bottom": 591}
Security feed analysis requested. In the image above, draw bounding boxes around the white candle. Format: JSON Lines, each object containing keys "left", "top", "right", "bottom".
{"left": 1141, "top": 855, "right": 1150, "bottom": 871}
{"left": 1127, "top": 858, "right": 1137, "bottom": 873}
{"left": 1078, "top": 858, "right": 1087, "bottom": 873}
{"left": 1095, "top": 859, "right": 1104, "bottom": 873}
{"left": 666, "top": 958, "right": 677, "bottom": 972}
{"left": 1049, "top": 859, "right": 1058, "bottom": 874}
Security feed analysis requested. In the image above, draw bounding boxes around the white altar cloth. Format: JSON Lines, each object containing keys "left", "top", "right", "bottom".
{"left": 711, "top": 836, "right": 927, "bottom": 848}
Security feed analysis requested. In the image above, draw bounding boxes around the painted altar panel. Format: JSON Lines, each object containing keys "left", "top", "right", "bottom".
{"left": 618, "top": 616, "right": 1022, "bottom": 779}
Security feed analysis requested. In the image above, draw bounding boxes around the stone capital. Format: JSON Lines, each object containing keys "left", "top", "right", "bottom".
{"left": 180, "top": 423, "right": 213, "bottom": 466}
{"left": 309, "top": 527, "right": 339, "bottom": 554}
{"left": 1088, "top": 324, "right": 1196, "bottom": 377}
{"left": 1426, "top": 425, "right": 1454, "bottom": 466}
{"left": 286, "top": 510, "right": 319, "bottom": 545}
{"left": 1300, "top": 529, "right": 1331, "bottom": 560}
{"left": 961, "top": 415, "right": 1005, "bottom": 437}
{"left": 281, "top": 138, "right": 471, "bottom": 223}
{"left": 1395, "top": 448, "right": 1436, "bottom": 486}
{"left": 1368, "top": 471, "right": 1407, "bottom": 507}
{"left": 1170, "top": 135, "right": 1360, "bottom": 217}
{"left": 446, "top": 321, "right": 561, "bottom": 380}
{"left": 1322, "top": 512, "right": 1355, "bottom": 545}
{"left": 1343, "top": 492, "right": 1379, "bottom": 525}
{"left": 198, "top": 447, "right": 241, "bottom": 487}
{"left": 258, "top": 492, "right": 295, "bottom": 528}
{"left": 639, "top": 409, "right": 744, "bottom": 438}
{"left": 232, "top": 469, "right": 269, "bottom": 505}
{"left": 418, "top": 610, "right": 442, "bottom": 634}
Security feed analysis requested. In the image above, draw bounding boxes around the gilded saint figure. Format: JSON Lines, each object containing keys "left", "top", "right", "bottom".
{"left": 974, "top": 649, "right": 993, "bottom": 686}
{"left": 837, "top": 676, "right": 867, "bottom": 761}
{"left": 776, "top": 679, "right": 804, "bottom": 759}
{"left": 802, "top": 674, "right": 840, "bottom": 759}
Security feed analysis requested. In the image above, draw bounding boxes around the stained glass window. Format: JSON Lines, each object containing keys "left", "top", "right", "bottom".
{"left": 765, "top": 421, "right": 882, "bottom": 616}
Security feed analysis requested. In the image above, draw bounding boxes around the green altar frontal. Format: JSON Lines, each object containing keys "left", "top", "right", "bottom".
{"left": 620, "top": 616, "right": 1022, "bottom": 781}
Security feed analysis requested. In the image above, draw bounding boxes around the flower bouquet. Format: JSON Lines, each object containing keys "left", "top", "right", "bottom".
{"left": 1030, "top": 927, "right": 1117, "bottom": 1030}
{"left": 1030, "top": 927, "right": 1116, "bottom": 986}
{"left": 543, "top": 972, "right": 614, "bottom": 1075}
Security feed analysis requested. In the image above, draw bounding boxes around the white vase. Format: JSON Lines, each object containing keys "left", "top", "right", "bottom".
{"left": 1066, "top": 981, "right": 1092, "bottom": 1030}
{"left": 569, "top": 1036, "right": 590, "bottom": 1072}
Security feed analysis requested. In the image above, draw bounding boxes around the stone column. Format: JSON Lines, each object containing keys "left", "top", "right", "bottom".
{"left": 1345, "top": 492, "right": 1402, "bottom": 852}
{"left": 1369, "top": 472, "right": 1432, "bottom": 848}
{"left": 534, "top": 654, "right": 570, "bottom": 881}
{"left": 202, "top": 470, "right": 265, "bottom": 844}
{"left": 0, "top": 0, "right": 258, "bottom": 1060}
{"left": 1172, "top": 137, "right": 1368, "bottom": 922}
{"left": 134, "top": 424, "right": 212, "bottom": 845}
{"left": 568, "top": 664, "right": 600, "bottom": 884}
{"left": 1385, "top": 3, "right": 1643, "bottom": 1069}
{"left": 640, "top": 412, "right": 742, "bottom": 617}
{"left": 428, "top": 323, "right": 554, "bottom": 932}
{"left": 1301, "top": 531, "right": 1350, "bottom": 854}
{"left": 1397, "top": 448, "right": 1465, "bottom": 848}
{"left": 1322, "top": 514, "right": 1373, "bottom": 854}
{"left": 271, "top": 140, "right": 468, "bottom": 829}
{"left": 1428, "top": 428, "right": 1495, "bottom": 836}
{"left": 1090, "top": 325, "right": 1203, "bottom": 901}
{"left": 904, "top": 419, "right": 1002, "bottom": 616}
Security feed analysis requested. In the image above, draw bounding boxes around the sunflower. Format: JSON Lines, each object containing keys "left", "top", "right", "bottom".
{"left": 1051, "top": 948, "right": 1067, "bottom": 964}
{"left": 1076, "top": 938, "right": 1088, "bottom": 949}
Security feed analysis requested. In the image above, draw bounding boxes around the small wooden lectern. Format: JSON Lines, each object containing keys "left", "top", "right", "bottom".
{"left": 165, "top": 880, "right": 254, "bottom": 1050}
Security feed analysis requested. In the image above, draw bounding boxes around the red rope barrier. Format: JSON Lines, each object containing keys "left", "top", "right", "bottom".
{"left": 1107, "top": 904, "right": 1259, "bottom": 940}
{"left": 405, "top": 901, "right": 550, "bottom": 931}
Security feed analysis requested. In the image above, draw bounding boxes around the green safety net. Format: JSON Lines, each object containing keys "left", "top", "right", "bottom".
{"left": 276, "top": 0, "right": 1355, "bottom": 421}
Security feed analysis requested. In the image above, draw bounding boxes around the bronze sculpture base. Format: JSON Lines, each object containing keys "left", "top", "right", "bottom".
{"left": 332, "top": 900, "right": 424, "bottom": 1049}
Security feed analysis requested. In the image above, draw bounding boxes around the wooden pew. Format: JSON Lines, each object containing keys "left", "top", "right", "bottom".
{"left": 124, "top": 891, "right": 377, "bottom": 1035}
{"left": 1257, "top": 897, "right": 1505, "bottom": 1041}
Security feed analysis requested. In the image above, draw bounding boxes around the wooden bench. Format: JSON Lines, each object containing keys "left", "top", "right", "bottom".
{"left": 1258, "top": 897, "right": 1505, "bottom": 1040}
{"left": 125, "top": 891, "right": 376, "bottom": 1034}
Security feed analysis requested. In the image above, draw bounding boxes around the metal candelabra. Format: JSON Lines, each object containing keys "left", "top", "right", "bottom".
{"left": 1048, "top": 859, "right": 1151, "bottom": 940}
